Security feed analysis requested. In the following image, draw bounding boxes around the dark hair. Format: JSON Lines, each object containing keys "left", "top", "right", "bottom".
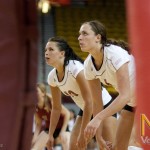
{"left": 37, "top": 83, "right": 52, "bottom": 109}
{"left": 82, "top": 20, "right": 131, "bottom": 54}
{"left": 48, "top": 37, "right": 84, "bottom": 69}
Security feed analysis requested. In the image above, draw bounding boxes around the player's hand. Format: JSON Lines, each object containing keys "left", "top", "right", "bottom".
{"left": 106, "top": 141, "right": 112, "bottom": 150}
{"left": 46, "top": 135, "right": 54, "bottom": 150}
{"left": 76, "top": 132, "right": 87, "bottom": 149}
{"left": 57, "top": 131, "right": 67, "bottom": 143}
{"left": 96, "top": 135, "right": 112, "bottom": 150}
{"left": 84, "top": 117, "right": 101, "bottom": 140}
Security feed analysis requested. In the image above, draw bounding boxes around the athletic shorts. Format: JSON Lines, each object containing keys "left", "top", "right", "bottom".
{"left": 44, "top": 128, "right": 61, "bottom": 139}
{"left": 123, "top": 105, "right": 136, "bottom": 112}
{"left": 78, "top": 99, "right": 117, "bottom": 118}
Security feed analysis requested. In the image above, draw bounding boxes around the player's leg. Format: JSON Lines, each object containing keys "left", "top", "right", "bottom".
{"left": 102, "top": 115, "right": 117, "bottom": 143}
{"left": 113, "top": 107, "right": 135, "bottom": 150}
{"left": 95, "top": 116, "right": 117, "bottom": 150}
{"left": 69, "top": 113, "right": 86, "bottom": 150}
{"left": 31, "top": 131, "right": 49, "bottom": 150}
{"left": 102, "top": 99, "right": 117, "bottom": 145}
{"left": 128, "top": 121, "right": 143, "bottom": 150}
{"left": 69, "top": 115, "right": 82, "bottom": 150}
{"left": 55, "top": 131, "right": 70, "bottom": 150}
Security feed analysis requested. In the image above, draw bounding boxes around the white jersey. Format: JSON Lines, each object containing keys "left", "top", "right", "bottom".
{"left": 84, "top": 44, "right": 136, "bottom": 107}
{"left": 47, "top": 60, "right": 111, "bottom": 110}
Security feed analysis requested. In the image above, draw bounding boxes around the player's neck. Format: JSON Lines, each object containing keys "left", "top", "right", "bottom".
{"left": 92, "top": 47, "right": 103, "bottom": 70}
{"left": 56, "top": 67, "right": 65, "bottom": 82}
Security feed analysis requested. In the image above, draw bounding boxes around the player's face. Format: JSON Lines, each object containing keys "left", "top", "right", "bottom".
{"left": 45, "top": 41, "right": 64, "bottom": 67}
{"left": 78, "top": 24, "right": 100, "bottom": 53}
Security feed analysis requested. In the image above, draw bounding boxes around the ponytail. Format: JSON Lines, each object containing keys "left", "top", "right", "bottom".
{"left": 82, "top": 20, "right": 131, "bottom": 54}
{"left": 106, "top": 39, "right": 131, "bottom": 54}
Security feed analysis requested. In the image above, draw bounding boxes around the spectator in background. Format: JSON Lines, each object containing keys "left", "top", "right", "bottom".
{"left": 67, "top": 109, "right": 76, "bottom": 132}
{"left": 31, "top": 83, "right": 70, "bottom": 150}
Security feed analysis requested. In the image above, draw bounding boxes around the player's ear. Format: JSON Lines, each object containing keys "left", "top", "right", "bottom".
{"left": 96, "top": 34, "right": 101, "bottom": 43}
{"left": 60, "top": 51, "right": 65, "bottom": 57}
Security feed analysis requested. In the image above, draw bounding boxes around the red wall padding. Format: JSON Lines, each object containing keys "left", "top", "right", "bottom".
{"left": 126, "top": 0, "right": 150, "bottom": 149}
{"left": 0, "top": 0, "right": 38, "bottom": 150}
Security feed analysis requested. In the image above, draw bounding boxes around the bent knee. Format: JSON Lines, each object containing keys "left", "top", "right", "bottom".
{"left": 113, "top": 143, "right": 128, "bottom": 150}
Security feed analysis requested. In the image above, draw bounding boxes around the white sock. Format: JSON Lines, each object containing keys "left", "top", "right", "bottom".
{"left": 128, "top": 146, "right": 143, "bottom": 150}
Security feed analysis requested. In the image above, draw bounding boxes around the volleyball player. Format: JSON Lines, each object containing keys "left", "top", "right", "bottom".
{"left": 45, "top": 37, "right": 117, "bottom": 150}
{"left": 78, "top": 20, "right": 142, "bottom": 150}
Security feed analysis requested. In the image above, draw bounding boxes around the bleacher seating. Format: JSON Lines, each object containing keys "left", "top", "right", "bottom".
{"left": 53, "top": 0, "right": 126, "bottom": 94}
{"left": 54, "top": 0, "right": 127, "bottom": 60}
